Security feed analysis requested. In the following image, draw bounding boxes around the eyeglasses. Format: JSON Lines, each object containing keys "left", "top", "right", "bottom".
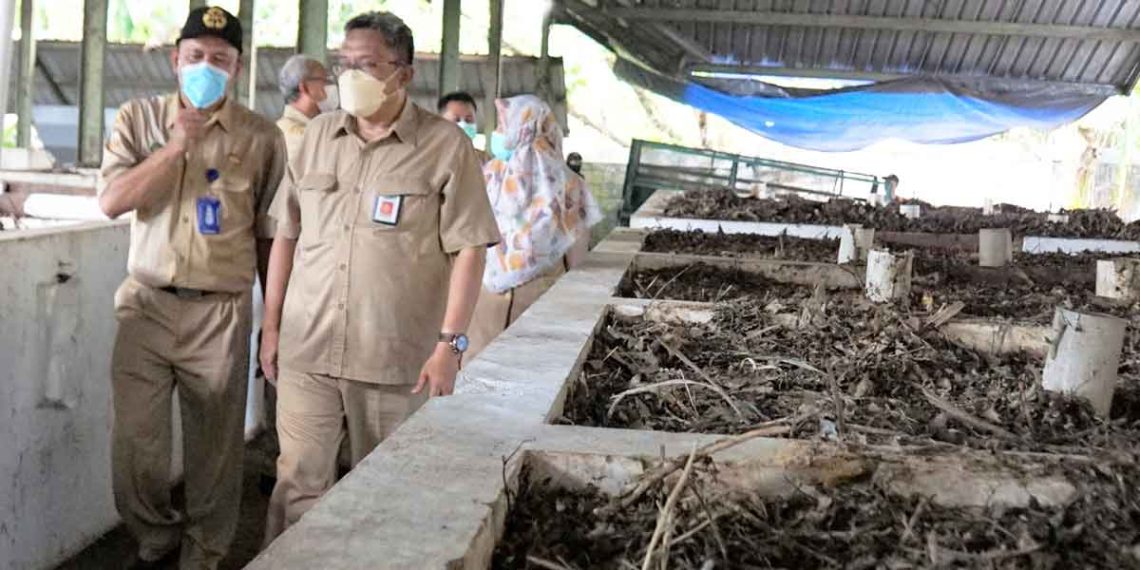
{"left": 331, "top": 59, "right": 403, "bottom": 78}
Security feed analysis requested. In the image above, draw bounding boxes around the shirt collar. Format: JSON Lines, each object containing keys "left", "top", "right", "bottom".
{"left": 164, "top": 92, "right": 235, "bottom": 132}
{"left": 332, "top": 98, "right": 420, "bottom": 147}
{"left": 282, "top": 104, "right": 312, "bottom": 126}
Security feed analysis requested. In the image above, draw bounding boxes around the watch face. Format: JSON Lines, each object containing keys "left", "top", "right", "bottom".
{"left": 454, "top": 334, "right": 469, "bottom": 352}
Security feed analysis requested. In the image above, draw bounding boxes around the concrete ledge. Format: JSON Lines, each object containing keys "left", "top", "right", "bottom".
{"left": 1022, "top": 235, "right": 1140, "bottom": 254}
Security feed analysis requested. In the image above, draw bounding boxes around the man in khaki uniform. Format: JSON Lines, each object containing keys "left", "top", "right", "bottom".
{"left": 259, "top": 11, "right": 500, "bottom": 542}
{"left": 276, "top": 54, "right": 336, "bottom": 160}
{"left": 98, "top": 7, "right": 286, "bottom": 569}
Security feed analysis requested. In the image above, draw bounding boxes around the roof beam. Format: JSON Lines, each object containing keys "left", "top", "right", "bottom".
{"left": 603, "top": 8, "right": 1140, "bottom": 43}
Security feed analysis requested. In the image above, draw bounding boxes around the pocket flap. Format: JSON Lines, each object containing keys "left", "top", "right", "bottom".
{"left": 370, "top": 175, "right": 433, "bottom": 197}
{"left": 298, "top": 173, "right": 338, "bottom": 192}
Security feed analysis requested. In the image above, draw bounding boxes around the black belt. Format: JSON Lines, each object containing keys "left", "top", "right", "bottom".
{"left": 158, "top": 286, "right": 217, "bottom": 299}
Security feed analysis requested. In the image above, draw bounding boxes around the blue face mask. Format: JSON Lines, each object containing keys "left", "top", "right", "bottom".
{"left": 458, "top": 121, "right": 478, "bottom": 140}
{"left": 180, "top": 62, "right": 230, "bottom": 109}
{"left": 490, "top": 131, "right": 513, "bottom": 162}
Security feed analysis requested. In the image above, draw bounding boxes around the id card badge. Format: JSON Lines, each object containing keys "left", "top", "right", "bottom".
{"left": 371, "top": 195, "right": 403, "bottom": 226}
{"left": 197, "top": 196, "right": 221, "bottom": 235}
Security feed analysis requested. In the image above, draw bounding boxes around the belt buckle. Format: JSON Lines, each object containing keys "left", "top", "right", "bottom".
{"left": 175, "top": 287, "right": 204, "bottom": 300}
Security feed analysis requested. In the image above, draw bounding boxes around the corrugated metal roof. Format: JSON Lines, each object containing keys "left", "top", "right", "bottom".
{"left": 14, "top": 41, "right": 567, "bottom": 127}
{"left": 558, "top": 0, "right": 1140, "bottom": 93}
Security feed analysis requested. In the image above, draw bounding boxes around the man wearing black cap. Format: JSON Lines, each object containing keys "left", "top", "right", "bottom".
{"left": 98, "top": 6, "right": 286, "bottom": 569}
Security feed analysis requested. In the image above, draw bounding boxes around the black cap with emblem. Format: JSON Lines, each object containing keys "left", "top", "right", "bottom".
{"left": 178, "top": 6, "right": 243, "bottom": 53}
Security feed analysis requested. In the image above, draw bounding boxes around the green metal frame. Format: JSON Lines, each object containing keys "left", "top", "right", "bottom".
{"left": 619, "top": 138, "right": 882, "bottom": 224}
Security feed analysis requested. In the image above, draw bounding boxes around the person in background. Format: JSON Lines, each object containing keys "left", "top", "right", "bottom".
{"left": 465, "top": 95, "right": 603, "bottom": 360}
{"left": 97, "top": 6, "right": 286, "bottom": 568}
{"left": 276, "top": 54, "right": 337, "bottom": 160}
{"left": 259, "top": 11, "right": 500, "bottom": 543}
{"left": 437, "top": 91, "right": 491, "bottom": 163}
{"left": 566, "top": 151, "right": 583, "bottom": 176}
{"left": 884, "top": 174, "right": 899, "bottom": 203}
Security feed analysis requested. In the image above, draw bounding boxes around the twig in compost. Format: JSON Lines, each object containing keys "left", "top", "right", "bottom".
{"left": 920, "top": 386, "right": 1019, "bottom": 440}
{"left": 650, "top": 264, "right": 694, "bottom": 300}
{"left": 641, "top": 445, "right": 697, "bottom": 570}
{"left": 607, "top": 378, "right": 745, "bottom": 421}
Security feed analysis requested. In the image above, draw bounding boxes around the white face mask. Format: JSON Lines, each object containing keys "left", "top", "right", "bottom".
{"left": 337, "top": 69, "right": 396, "bottom": 118}
{"left": 317, "top": 85, "right": 340, "bottom": 113}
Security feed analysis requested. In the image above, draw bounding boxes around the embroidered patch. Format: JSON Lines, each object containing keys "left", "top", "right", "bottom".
{"left": 203, "top": 7, "right": 227, "bottom": 29}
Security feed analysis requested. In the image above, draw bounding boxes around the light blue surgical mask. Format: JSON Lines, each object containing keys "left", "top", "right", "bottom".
{"left": 458, "top": 121, "right": 478, "bottom": 140}
{"left": 180, "top": 62, "right": 231, "bottom": 109}
{"left": 490, "top": 131, "right": 513, "bottom": 162}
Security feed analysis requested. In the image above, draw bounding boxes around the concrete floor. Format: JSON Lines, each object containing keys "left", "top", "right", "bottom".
{"left": 55, "top": 431, "right": 278, "bottom": 570}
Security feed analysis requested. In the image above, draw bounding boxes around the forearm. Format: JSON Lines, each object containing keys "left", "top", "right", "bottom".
{"left": 442, "top": 247, "right": 486, "bottom": 333}
{"left": 566, "top": 227, "right": 591, "bottom": 269}
{"left": 99, "top": 145, "right": 183, "bottom": 218}
{"left": 262, "top": 237, "right": 297, "bottom": 333}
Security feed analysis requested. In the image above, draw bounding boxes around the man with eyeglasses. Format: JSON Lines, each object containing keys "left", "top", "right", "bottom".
{"left": 276, "top": 54, "right": 338, "bottom": 161}
{"left": 97, "top": 6, "right": 286, "bottom": 568}
{"left": 260, "top": 11, "right": 500, "bottom": 542}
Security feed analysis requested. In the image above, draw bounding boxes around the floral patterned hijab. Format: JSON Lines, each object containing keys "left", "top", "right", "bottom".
{"left": 482, "top": 95, "right": 602, "bottom": 293}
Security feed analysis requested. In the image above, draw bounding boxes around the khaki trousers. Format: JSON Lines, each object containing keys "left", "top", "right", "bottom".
{"left": 111, "top": 277, "right": 252, "bottom": 570}
{"left": 466, "top": 259, "right": 568, "bottom": 360}
{"left": 264, "top": 369, "right": 428, "bottom": 543}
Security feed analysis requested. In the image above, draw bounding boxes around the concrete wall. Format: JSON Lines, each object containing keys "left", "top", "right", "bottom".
{"left": 0, "top": 221, "right": 128, "bottom": 570}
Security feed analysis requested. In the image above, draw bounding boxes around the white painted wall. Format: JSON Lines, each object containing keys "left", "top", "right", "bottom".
{"left": 0, "top": 221, "right": 128, "bottom": 570}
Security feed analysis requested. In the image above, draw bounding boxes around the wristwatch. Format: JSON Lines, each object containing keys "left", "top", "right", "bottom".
{"left": 439, "top": 332, "right": 469, "bottom": 355}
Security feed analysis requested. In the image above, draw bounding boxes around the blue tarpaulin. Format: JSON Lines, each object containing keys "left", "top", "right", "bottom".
{"left": 615, "top": 60, "right": 1111, "bottom": 152}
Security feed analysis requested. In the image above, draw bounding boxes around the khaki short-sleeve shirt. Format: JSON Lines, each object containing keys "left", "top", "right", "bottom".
{"left": 99, "top": 94, "right": 287, "bottom": 293}
{"left": 270, "top": 101, "right": 501, "bottom": 385}
{"left": 276, "top": 105, "right": 310, "bottom": 162}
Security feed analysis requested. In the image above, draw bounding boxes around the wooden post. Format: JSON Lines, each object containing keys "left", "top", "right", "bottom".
{"left": 16, "top": 0, "right": 34, "bottom": 149}
{"left": 484, "top": 0, "right": 504, "bottom": 140}
{"left": 978, "top": 228, "right": 1013, "bottom": 267}
{"left": 78, "top": 0, "right": 107, "bottom": 166}
{"left": 865, "top": 249, "right": 913, "bottom": 303}
{"left": 1096, "top": 258, "right": 1140, "bottom": 300}
{"left": 297, "top": 0, "right": 329, "bottom": 62}
{"left": 438, "top": 0, "right": 461, "bottom": 96}
{"left": 1042, "top": 307, "right": 1127, "bottom": 417}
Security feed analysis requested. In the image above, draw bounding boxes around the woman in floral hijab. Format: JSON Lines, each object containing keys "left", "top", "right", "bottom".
{"left": 466, "top": 95, "right": 603, "bottom": 359}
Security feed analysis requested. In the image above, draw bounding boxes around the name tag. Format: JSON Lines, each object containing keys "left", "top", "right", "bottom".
{"left": 197, "top": 196, "right": 221, "bottom": 235}
{"left": 372, "top": 195, "right": 402, "bottom": 226}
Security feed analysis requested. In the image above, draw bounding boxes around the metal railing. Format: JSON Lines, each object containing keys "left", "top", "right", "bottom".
{"left": 619, "top": 139, "right": 883, "bottom": 223}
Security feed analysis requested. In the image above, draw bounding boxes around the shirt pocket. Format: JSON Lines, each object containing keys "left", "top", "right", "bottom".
{"left": 297, "top": 173, "right": 341, "bottom": 244}
{"left": 215, "top": 175, "right": 255, "bottom": 236}
{"left": 356, "top": 175, "right": 438, "bottom": 237}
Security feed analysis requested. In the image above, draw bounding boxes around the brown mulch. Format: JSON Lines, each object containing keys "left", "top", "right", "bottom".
{"left": 662, "top": 189, "right": 1140, "bottom": 240}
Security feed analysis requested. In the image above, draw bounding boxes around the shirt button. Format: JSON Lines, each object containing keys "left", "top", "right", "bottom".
{"left": 354, "top": 187, "right": 361, "bottom": 194}
{"left": 337, "top": 303, "right": 345, "bottom": 310}
{"left": 339, "top": 263, "right": 347, "bottom": 271}
{"left": 343, "top": 224, "right": 350, "bottom": 231}
{"left": 182, "top": 216, "right": 189, "bottom": 223}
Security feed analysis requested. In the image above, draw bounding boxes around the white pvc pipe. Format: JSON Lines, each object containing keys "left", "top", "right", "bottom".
{"left": 865, "top": 249, "right": 913, "bottom": 303}
{"left": 22, "top": 193, "right": 107, "bottom": 220}
{"left": 1096, "top": 258, "right": 1140, "bottom": 301}
{"left": 1042, "top": 308, "right": 1127, "bottom": 417}
{"left": 837, "top": 224, "right": 860, "bottom": 264}
{"left": 978, "top": 228, "right": 1013, "bottom": 267}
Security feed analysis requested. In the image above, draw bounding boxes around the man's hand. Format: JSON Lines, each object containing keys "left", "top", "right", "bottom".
{"left": 260, "top": 327, "right": 280, "bottom": 386}
{"left": 412, "top": 344, "right": 461, "bottom": 397}
{"left": 169, "top": 108, "right": 206, "bottom": 153}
